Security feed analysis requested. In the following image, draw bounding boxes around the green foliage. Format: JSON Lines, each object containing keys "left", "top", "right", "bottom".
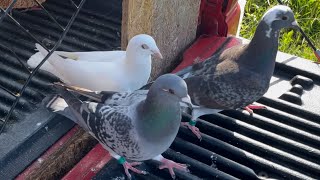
{"left": 240, "top": 0, "right": 320, "bottom": 61}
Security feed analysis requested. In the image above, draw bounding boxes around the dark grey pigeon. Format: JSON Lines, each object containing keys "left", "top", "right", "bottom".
{"left": 47, "top": 74, "right": 192, "bottom": 179}
{"left": 179, "top": 5, "right": 301, "bottom": 139}
{"left": 140, "top": 5, "right": 300, "bottom": 140}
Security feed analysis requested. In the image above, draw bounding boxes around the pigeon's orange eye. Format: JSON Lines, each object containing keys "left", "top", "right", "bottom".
{"left": 282, "top": 16, "right": 288, "bottom": 20}
{"left": 141, "top": 44, "right": 149, "bottom": 49}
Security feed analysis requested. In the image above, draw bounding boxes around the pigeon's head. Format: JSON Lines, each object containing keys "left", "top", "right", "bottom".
{"left": 151, "top": 74, "right": 192, "bottom": 106}
{"left": 127, "top": 34, "right": 163, "bottom": 59}
{"left": 262, "top": 5, "right": 299, "bottom": 30}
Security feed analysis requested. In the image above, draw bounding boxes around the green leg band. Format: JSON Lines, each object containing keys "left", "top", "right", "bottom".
{"left": 118, "top": 156, "right": 126, "bottom": 165}
{"left": 188, "top": 120, "right": 197, "bottom": 126}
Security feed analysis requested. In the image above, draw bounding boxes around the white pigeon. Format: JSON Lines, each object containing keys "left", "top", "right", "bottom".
{"left": 27, "top": 34, "right": 163, "bottom": 91}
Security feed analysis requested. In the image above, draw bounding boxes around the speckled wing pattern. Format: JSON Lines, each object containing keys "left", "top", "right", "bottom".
{"left": 185, "top": 57, "right": 269, "bottom": 109}
{"left": 80, "top": 102, "right": 142, "bottom": 159}
{"left": 183, "top": 45, "right": 270, "bottom": 109}
{"left": 103, "top": 90, "right": 148, "bottom": 106}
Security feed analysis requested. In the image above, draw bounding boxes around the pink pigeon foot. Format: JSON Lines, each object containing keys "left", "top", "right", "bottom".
{"left": 181, "top": 120, "right": 202, "bottom": 140}
{"left": 244, "top": 104, "right": 267, "bottom": 115}
{"left": 159, "top": 158, "right": 189, "bottom": 179}
{"left": 118, "top": 157, "right": 147, "bottom": 179}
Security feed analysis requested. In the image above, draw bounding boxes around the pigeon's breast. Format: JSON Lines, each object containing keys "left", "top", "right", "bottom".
{"left": 132, "top": 102, "right": 182, "bottom": 161}
{"left": 125, "top": 57, "right": 152, "bottom": 91}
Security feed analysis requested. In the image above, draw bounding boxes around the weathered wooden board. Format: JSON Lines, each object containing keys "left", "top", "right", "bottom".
{"left": 122, "top": 0, "right": 200, "bottom": 80}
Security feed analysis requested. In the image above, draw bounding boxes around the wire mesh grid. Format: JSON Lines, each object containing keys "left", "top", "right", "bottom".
{"left": 0, "top": 0, "right": 87, "bottom": 134}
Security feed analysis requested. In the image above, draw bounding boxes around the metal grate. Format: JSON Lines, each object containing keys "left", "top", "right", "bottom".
{"left": 0, "top": 0, "right": 87, "bottom": 134}
{"left": 0, "top": 0, "right": 121, "bottom": 130}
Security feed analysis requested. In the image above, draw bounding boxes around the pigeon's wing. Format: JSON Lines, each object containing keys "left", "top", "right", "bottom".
{"left": 104, "top": 90, "right": 148, "bottom": 106}
{"left": 173, "top": 41, "right": 241, "bottom": 80}
{"left": 56, "top": 85, "right": 142, "bottom": 159}
{"left": 185, "top": 60, "right": 269, "bottom": 109}
{"left": 60, "top": 83, "right": 148, "bottom": 106}
{"left": 84, "top": 104, "right": 142, "bottom": 159}
{"left": 55, "top": 51, "right": 126, "bottom": 62}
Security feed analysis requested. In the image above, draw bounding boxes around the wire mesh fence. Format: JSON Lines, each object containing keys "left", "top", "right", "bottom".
{"left": 0, "top": 0, "right": 87, "bottom": 134}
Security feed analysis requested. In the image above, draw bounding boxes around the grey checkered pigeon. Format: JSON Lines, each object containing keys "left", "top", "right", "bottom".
{"left": 46, "top": 74, "right": 192, "bottom": 179}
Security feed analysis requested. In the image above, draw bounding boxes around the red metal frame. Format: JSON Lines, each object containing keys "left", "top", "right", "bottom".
{"left": 172, "top": 35, "right": 241, "bottom": 73}
{"left": 17, "top": 0, "right": 242, "bottom": 179}
{"left": 197, "top": 0, "right": 241, "bottom": 36}
{"left": 62, "top": 144, "right": 112, "bottom": 180}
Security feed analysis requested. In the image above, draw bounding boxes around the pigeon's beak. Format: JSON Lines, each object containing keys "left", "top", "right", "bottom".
{"left": 181, "top": 95, "right": 193, "bottom": 109}
{"left": 152, "top": 49, "right": 163, "bottom": 59}
{"left": 291, "top": 21, "right": 300, "bottom": 29}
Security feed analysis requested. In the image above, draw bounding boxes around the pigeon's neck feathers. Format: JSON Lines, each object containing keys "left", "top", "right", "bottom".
{"left": 122, "top": 45, "right": 152, "bottom": 90}
{"left": 125, "top": 46, "right": 152, "bottom": 70}
{"left": 126, "top": 45, "right": 151, "bottom": 62}
{"left": 242, "top": 20, "right": 279, "bottom": 77}
{"left": 137, "top": 90, "right": 181, "bottom": 141}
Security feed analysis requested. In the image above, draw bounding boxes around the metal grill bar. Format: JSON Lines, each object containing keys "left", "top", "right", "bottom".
{"left": 0, "top": 0, "right": 18, "bottom": 24}
{"left": 0, "top": 0, "right": 87, "bottom": 134}
{"left": 0, "top": 11, "right": 48, "bottom": 51}
{"left": 34, "top": 0, "right": 65, "bottom": 31}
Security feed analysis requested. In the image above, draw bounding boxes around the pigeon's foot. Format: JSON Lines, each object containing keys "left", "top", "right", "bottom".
{"left": 159, "top": 158, "right": 189, "bottom": 179}
{"left": 181, "top": 120, "right": 202, "bottom": 140}
{"left": 244, "top": 104, "right": 267, "bottom": 115}
{"left": 118, "top": 157, "right": 147, "bottom": 179}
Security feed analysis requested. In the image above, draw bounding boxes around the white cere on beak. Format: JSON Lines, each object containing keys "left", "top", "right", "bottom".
{"left": 152, "top": 49, "right": 163, "bottom": 59}
{"left": 181, "top": 95, "right": 192, "bottom": 106}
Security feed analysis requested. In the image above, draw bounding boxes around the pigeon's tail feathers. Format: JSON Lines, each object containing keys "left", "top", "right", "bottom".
{"left": 44, "top": 94, "right": 67, "bottom": 112}
{"left": 56, "top": 83, "right": 118, "bottom": 103}
{"left": 52, "top": 84, "right": 93, "bottom": 130}
{"left": 27, "top": 45, "right": 65, "bottom": 78}
{"left": 27, "top": 52, "right": 43, "bottom": 68}
{"left": 35, "top": 43, "right": 66, "bottom": 65}
{"left": 54, "top": 84, "right": 83, "bottom": 113}
{"left": 27, "top": 52, "right": 59, "bottom": 75}
{"left": 42, "top": 94, "right": 78, "bottom": 123}
{"left": 54, "top": 83, "right": 104, "bottom": 102}
{"left": 175, "top": 65, "right": 193, "bottom": 79}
